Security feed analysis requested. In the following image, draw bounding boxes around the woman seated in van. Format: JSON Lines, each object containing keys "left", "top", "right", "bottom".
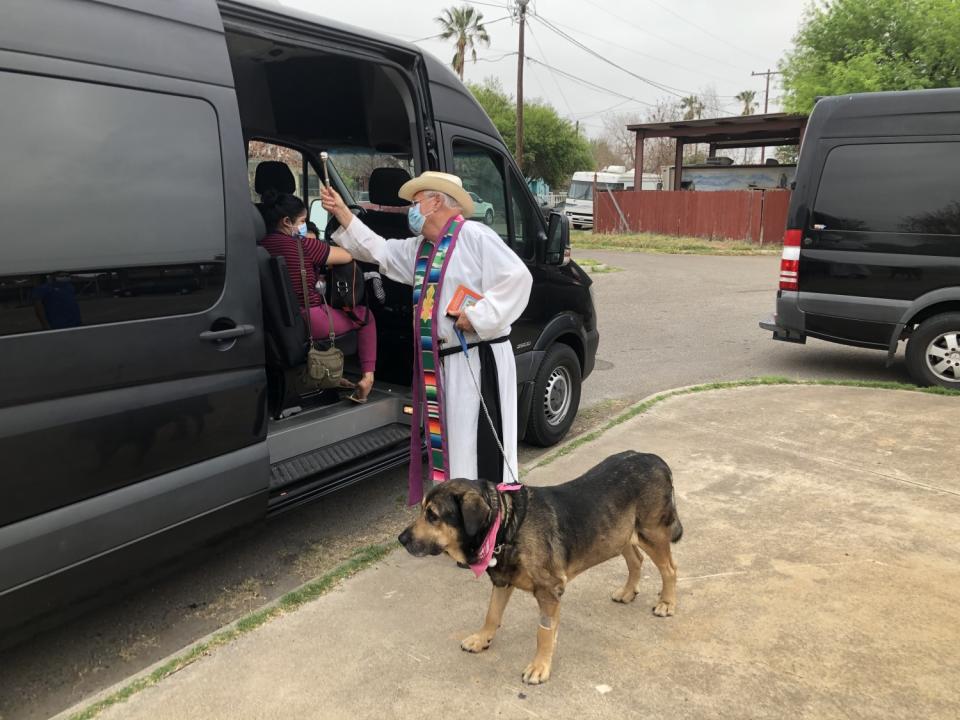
{"left": 259, "top": 190, "right": 376, "bottom": 403}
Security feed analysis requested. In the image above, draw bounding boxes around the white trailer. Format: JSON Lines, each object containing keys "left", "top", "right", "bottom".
{"left": 564, "top": 166, "right": 659, "bottom": 229}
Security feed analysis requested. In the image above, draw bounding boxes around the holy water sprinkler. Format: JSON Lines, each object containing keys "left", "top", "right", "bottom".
{"left": 319, "top": 151, "right": 331, "bottom": 188}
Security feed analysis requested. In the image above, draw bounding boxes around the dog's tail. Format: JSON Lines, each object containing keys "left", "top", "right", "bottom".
{"left": 664, "top": 486, "right": 683, "bottom": 544}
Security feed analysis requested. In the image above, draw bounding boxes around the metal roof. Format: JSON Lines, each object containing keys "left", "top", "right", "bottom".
{"left": 627, "top": 113, "right": 808, "bottom": 144}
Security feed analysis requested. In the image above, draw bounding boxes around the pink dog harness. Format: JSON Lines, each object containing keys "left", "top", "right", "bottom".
{"left": 468, "top": 483, "right": 523, "bottom": 578}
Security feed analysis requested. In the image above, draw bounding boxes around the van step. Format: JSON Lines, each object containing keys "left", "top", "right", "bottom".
{"left": 269, "top": 423, "right": 409, "bottom": 490}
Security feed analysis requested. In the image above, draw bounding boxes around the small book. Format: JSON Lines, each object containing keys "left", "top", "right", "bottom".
{"left": 446, "top": 284, "right": 483, "bottom": 315}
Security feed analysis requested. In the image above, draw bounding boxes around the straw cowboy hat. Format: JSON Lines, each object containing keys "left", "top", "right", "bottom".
{"left": 398, "top": 171, "right": 475, "bottom": 217}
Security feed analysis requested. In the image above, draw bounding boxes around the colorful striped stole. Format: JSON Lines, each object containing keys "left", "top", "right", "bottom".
{"left": 408, "top": 216, "right": 465, "bottom": 505}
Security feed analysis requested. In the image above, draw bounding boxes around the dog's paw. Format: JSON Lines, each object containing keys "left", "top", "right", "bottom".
{"left": 521, "top": 659, "right": 552, "bottom": 684}
{"left": 611, "top": 587, "right": 638, "bottom": 604}
{"left": 460, "top": 633, "right": 493, "bottom": 653}
{"left": 652, "top": 598, "right": 675, "bottom": 617}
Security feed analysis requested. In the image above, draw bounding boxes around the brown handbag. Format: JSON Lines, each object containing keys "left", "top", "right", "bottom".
{"left": 295, "top": 236, "right": 344, "bottom": 389}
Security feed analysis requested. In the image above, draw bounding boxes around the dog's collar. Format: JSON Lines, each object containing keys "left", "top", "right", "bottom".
{"left": 467, "top": 483, "right": 522, "bottom": 578}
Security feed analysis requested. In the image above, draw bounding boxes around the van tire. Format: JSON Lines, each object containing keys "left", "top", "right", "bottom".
{"left": 905, "top": 312, "right": 960, "bottom": 388}
{"left": 525, "top": 343, "right": 581, "bottom": 447}
{"left": 484, "top": 209, "right": 494, "bottom": 225}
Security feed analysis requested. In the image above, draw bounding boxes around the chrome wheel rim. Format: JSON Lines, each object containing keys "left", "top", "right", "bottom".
{"left": 925, "top": 330, "right": 960, "bottom": 383}
{"left": 543, "top": 366, "right": 572, "bottom": 426}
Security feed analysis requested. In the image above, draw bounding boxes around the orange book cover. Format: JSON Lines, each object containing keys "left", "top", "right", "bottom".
{"left": 446, "top": 284, "right": 483, "bottom": 315}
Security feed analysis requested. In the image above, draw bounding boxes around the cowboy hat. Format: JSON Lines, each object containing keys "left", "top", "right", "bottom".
{"left": 398, "top": 171, "right": 475, "bottom": 217}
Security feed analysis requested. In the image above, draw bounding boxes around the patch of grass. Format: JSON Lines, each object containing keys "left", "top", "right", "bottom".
{"left": 531, "top": 375, "right": 960, "bottom": 471}
{"left": 575, "top": 257, "right": 621, "bottom": 273}
{"left": 69, "top": 542, "right": 396, "bottom": 720}
{"left": 572, "top": 230, "right": 779, "bottom": 256}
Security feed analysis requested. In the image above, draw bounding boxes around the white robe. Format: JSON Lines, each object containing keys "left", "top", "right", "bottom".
{"left": 332, "top": 216, "right": 533, "bottom": 484}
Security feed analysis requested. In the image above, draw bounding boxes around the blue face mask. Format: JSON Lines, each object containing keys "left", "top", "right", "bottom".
{"left": 297, "top": 222, "right": 308, "bottom": 237}
{"left": 407, "top": 202, "right": 431, "bottom": 235}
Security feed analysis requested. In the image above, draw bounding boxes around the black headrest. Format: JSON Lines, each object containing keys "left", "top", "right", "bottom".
{"left": 368, "top": 167, "right": 412, "bottom": 207}
{"left": 255, "top": 161, "right": 296, "bottom": 195}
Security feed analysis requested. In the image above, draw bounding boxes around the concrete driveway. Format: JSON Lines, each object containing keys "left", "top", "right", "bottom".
{"left": 64, "top": 384, "right": 960, "bottom": 720}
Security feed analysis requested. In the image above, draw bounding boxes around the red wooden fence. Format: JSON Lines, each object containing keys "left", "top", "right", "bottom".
{"left": 595, "top": 189, "right": 791, "bottom": 244}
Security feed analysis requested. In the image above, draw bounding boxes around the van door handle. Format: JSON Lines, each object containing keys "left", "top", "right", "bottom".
{"left": 199, "top": 324, "right": 256, "bottom": 341}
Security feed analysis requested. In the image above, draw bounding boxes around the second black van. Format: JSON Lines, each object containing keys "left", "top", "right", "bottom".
{"left": 761, "top": 88, "right": 960, "bottom": 388}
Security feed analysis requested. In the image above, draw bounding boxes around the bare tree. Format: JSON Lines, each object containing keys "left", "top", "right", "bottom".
{"left": 600, "top": 111, "right": 644, "bottom": 169}
{"left": 589, "top": 137, "right": 621, "bottom": 171}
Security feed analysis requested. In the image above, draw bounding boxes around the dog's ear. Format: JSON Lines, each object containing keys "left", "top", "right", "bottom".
{"left": 460, "top": 489, "right": 491, "bottom": 539}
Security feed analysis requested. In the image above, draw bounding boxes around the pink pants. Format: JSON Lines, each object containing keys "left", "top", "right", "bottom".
{"left": 305, "top": 305, "right": 377, "bottom": 374}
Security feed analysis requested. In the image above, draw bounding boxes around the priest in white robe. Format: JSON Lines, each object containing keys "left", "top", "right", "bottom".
{"left": 320, "top": 172, "right": 532, "bottom": 501}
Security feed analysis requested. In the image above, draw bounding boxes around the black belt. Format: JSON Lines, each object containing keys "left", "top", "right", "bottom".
{"left": 438, "top": 335, "right": 509, "bottom": 357}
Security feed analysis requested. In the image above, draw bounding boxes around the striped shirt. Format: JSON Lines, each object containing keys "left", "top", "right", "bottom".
{"left": 260, "top": 232, "right": 331, "bottom": 308}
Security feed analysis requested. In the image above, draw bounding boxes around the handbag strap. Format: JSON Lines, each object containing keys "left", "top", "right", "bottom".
{"left": 295, "top": 235, "right": 336, "bottom": 345}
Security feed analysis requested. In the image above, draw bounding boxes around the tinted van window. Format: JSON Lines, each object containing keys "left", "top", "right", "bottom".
{"left": 813, "top": 142, "right": 960, "bottom": 235}
{"left": 452, "top": 140, "right": 510, "bottom": 245}
{"left": 0, "top": 72, "right": 225, "bottom": 337}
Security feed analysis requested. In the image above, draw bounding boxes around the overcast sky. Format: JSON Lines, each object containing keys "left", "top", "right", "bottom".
{"left": 280, "top": 0, "right": 808, "bottom": 137}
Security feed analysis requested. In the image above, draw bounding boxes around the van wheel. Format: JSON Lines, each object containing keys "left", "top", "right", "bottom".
{"left": 525, "top": 344, "right": 581, "bottom": 447}
{"left": 905, "top": 312, "right": 960, "bottom": 388}
{"left": 484, "top": 209, "right": 494, "bottom": 225}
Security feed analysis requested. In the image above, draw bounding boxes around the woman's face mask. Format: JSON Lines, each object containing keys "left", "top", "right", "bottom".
{"left": 297, "top": 222, "right": 308, "bottom": 237}
{"left": 407, "top": 199, "right": 433, "bottom": 235}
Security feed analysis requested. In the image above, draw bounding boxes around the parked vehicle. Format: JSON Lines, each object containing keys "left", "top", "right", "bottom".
{"left": 760, "top": 88, "right": 960, "bottom": 388}
{"left": 564, "top": 167, "right": 659, "bottom": 229}
{"left": 0, "top": 0, "right": 599, "bottom": 642}
{"left": 468, "top": 191, "right": 495, "bottom": 225}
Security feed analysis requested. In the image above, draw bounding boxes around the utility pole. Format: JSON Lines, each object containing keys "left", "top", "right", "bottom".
{"left": 516, "top": 0, "right": 529, "bottom": 173}
{"left": 751, "top": 68, "right": 782, "bottom": 162}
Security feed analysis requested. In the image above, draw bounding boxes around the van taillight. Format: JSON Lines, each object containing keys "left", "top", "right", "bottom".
{"left": 779, "top": 229, "right": 802, "bottom": 291}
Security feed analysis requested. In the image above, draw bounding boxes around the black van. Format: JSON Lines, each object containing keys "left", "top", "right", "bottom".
{"left": 0, "top": 0, "right": 598, "bottom": 639}
{"left": 760, "top": 89, "right": 960, "bottom": 388}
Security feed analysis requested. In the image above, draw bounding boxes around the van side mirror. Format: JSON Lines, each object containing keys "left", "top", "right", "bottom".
{"left": 545, "top": 211, "right": 570, "bottom": 266}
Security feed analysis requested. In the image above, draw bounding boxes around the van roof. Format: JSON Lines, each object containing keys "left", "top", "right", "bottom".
{"left": 812, "top": 88, "right": 960, "bottom": 138}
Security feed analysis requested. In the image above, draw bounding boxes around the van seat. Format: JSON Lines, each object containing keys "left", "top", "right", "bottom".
{"left": 363, "top": 167, "right": 411, "bottom": 239}
{"left": 255, "top": 161, "right": 296, "bottom": 196}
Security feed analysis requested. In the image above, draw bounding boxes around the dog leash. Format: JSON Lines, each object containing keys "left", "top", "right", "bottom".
{"left": 454, "top": 327, "right": 519, "bottom": 486}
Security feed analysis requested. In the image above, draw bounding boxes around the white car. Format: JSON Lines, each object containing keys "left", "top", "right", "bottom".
{"left": 468, "top": 191, "right": 495, "bottom": 225}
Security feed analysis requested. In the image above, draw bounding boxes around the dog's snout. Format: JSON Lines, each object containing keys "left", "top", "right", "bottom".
{"left": 398, "top": 526, "right": 412, "bottom": 547}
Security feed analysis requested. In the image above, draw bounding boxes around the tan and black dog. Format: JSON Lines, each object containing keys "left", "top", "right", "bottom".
{"left": 398, "top": 449, "right": 682, "bottom": 684}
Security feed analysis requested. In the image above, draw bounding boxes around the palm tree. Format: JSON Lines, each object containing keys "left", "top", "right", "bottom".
{"left": 680, "top": 95, "right": 704, "bottom": 121}
{"left": 435, "top": 5, "right": 491, "bottom": 81}
{"left": 735, "top": 90, "right": 758, "bottom": 116}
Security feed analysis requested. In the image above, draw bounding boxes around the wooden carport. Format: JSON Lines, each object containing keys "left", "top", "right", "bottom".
{"left": 628, "top": 113, "right": 808, "bottom": 190}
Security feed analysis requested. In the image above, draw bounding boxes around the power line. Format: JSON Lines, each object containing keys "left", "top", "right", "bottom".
{"left": 530, "top": 13, "right": 687, "bottom": 98}
{"left": 412, "top": 14, "right": 511, "bottom": 43}
{"left": 525, "top": 21, "right": 574, "bottom": 118}
{"left": 641, "top": 0, "right": 773, "bottom": 63}
{"left": 525, "top": 56, "right": 654, "bottom": 107}
{"left": 530, "top": 12, "right": 742, "bottom": 96}
{"left": 578, "top": 0, "right": 752, "bottom": 74}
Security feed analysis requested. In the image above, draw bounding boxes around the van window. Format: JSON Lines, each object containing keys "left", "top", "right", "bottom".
{"left": 508, "top": 172, "right": 538, "bottom": 260}
{"left": 452, "top": 140, "right": 511, "bottom": 247}
{"left": 329, "top": 149, "right": 415, "bottom": 204}
{"left": 813, "top": 142, "right": 960, "bottom": 235}
{"left": 0, "top": 72, "right": 225, "bottom": 337}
